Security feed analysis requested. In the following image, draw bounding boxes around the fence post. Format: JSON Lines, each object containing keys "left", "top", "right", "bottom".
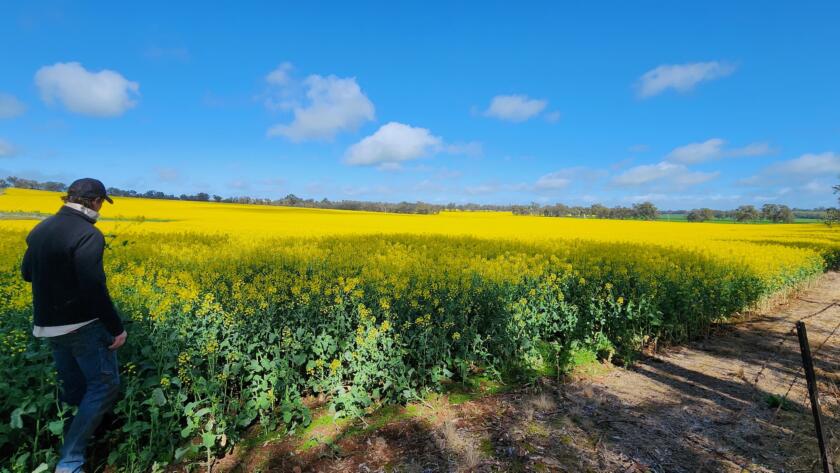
{"left": 796, "top": 320, "right": 834, "bottom": 473}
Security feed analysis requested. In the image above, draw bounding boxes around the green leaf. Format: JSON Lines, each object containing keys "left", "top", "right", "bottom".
{"left": 201, "top": 431, "right": 217, "bottom": 450}
{"left": 9, "top": 408, "right": 23, "bottom": 429}
{"left": 151, "top": 388, "right": 167, "bottom": 407}
{"left": 14, "top": 452, "right": 30, "bottom": 467}
{"left": 194, "top": 407, "right": 211, "bottom": 419}
{"left": 48, "top": 419, "right": 64, "bottom": 436}
{"left": 175, "top": 445, "right": 196, "bottom": 460}
{"left": 32, "top": 463, "right": 50, "bottom": 473}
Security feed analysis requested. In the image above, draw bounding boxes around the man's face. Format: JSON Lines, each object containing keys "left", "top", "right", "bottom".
{"left": 90, "top": 197, "right": 104, "bottom": 212}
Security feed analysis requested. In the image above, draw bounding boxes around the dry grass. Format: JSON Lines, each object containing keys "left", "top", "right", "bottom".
{"left": 531, "top": 392, "right": 557, "bottom": 412}
{"left": 438, "top": 419, "right": 485, "bottom": 471}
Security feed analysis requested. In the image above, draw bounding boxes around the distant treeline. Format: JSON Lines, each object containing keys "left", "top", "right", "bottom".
{"left": 513, "top": 202, "right": 824, "bottom": 223}
{"left": 0, "top": 176, "right": 828, "bottom": 222}
{"left": 511, "top": 202, "right": 660, "bottom": 220}
{"left": 679, "top": 205, "right": 819, "bottom": 223}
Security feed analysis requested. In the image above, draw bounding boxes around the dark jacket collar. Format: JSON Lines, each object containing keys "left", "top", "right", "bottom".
{"left": 57, "top": 205, "right": 97, "bottom": 224}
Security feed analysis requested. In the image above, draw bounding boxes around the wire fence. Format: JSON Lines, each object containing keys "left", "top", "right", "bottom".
{"left": 772, "top": 299, "right": 840, "bottom": 422}
{"left": 687, "top": 296, "right": 840, "bottom": 473}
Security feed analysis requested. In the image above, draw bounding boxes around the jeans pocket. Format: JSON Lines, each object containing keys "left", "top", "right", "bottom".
{"left": 98, "top": 346, "right": 120, "bottom": 386}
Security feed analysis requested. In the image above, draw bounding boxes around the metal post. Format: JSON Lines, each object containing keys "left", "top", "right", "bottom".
{"left": 796, "top": 321, "right": 834, "bottom": 473}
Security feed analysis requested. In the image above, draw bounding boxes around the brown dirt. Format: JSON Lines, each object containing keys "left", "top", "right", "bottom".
{"left": 214, "top": 272, "right": 840, "bottom": 472}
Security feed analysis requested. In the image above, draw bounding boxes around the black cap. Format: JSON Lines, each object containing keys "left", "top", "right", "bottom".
{"left": 67, "top": 178, "right": 113, "bottom": 204}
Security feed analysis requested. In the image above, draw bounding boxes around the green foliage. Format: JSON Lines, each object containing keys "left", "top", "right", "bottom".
{"left": 0, "top": 231, "right": 829, "bottom": 470}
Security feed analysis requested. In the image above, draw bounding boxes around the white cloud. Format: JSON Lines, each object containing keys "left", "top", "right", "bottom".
{"left": 666, "top": 138, "right": 725, "bottom": 164}
{"left": 666, "top": 138, "right": 772, "bottom": 164}
{"left": 802, "top": 179, "right": 829, "bottom": 194}
{"left": 737, "top": 175, "right": 762, "bottom": 186}
{"left": 265, "top": 62, "right": 294, "bottom": 86}
{"left": 484, "top": 94, "right": 547, "bottom": 122}
{"left": 266, "top": 70, "right": 375, "bottom": 141}
{"left": 636, "top": 61, "right": 735, "bottom": 98}
{"left": 768, "top": 152, "right": 840, "bottom": 175}
{"left": 738, "top": 152, "right": 839, "bottom": 205}
{"left": 729, "top": 142, "right": 772, "bottom": 157}
{"left": 674, "top": 169, "right": 720, "bottom": 186}
{"left": 0, "top": 139, "right": 17, "bottom": 157}
{"left": 613, "top": 161, "right": 718, "bottom": 187}
{"left": 535, "top": 173, "right": 570, "bottom": 190}
{"left": 345, "top": 122, "right": 442, "bottom": 166}
{"left": 534, "top": 167, "right": 604, "bottom": 191}
{"left": 35, "top": 62, "right": 139, "bottom": 117}
{"left": 0, "top": 94, "right": 26, "bottom": 118}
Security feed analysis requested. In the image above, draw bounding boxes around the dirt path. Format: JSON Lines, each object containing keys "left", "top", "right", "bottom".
{"left": 218, "top": 272, "right": 840, "bottom": 472}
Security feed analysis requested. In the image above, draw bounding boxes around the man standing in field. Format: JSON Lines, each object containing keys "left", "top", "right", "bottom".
{"left": 21, "top": 178, "right": 127, "bottom": 473}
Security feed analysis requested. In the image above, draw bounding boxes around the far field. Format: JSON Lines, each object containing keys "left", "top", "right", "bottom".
{"left": 1, "top": 188, "right": 839, "bottom": 471}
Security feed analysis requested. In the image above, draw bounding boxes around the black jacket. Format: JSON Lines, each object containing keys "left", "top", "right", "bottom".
{"left": 21, "top": 206, "right": 124, "bottom": 336}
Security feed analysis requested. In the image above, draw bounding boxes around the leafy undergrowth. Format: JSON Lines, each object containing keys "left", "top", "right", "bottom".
{"left": 209, "top": 350, "right": 605, "bottom": 472}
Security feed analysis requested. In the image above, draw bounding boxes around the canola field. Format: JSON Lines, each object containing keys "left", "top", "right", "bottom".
{"left": 1, "top": 187, "right": 839, "bottom": 471}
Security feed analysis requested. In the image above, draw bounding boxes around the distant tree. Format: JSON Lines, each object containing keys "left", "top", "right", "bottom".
{"left": 569, "top": 205, "right": 586, "bottom": 217}
{"left": 7, "top": 177, "right": 39, "bottom": 189}
{"left": 590, "top": 203, "right": 610, "bottom": 219}
{"left": 212, "top": 195, "right": 223, "bottom": 202}
{"left": 761, "top": 204, "right": 777, "bottom": 221}
{"left": 687, "top": 208, "right": 715, "bottom": 222}
{"left": 0, "top": 178, "right": 8, "bottom": 188}
{"left": 734, "top": 205, "right": 760, "bottom": 223}
{"left": 42, "top": 181, "right": 67, "bottom": 192}
{"left": 825, "top": 184, "right": 840, "bottom": 225}
{"left": 108, "top": 187, "right": 138, "bottom": 197}
{"left": 632, "top": 201, "right": 659, "bottom": 220}
{"left": 281, "top": 194, "right": 301, "bottom": 206}
{"left": 762, "top": 203, "right": 794, "bottom": 223}
{"left": 777, "top": 205, "right": 795, "bottom": 223}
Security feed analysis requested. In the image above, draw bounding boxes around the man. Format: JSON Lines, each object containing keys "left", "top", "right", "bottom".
{"left": 21, "top": 178, "right": 127, "bottom": 473}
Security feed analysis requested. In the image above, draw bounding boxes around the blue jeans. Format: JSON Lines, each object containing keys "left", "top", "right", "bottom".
{"left": 48, "top": 321, "right": 120, "bottom": 473}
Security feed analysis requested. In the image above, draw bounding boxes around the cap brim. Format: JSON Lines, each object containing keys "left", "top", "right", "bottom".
{"left": 104, "top": 195, "right": 114, "bottom": 204}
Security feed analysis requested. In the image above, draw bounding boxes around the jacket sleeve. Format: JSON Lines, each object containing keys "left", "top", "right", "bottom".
{"left": 21, "top": 246, "right": 32, "bottom": 282}
{"left": 74, "top": 231, "right": 124, "bottom": 336}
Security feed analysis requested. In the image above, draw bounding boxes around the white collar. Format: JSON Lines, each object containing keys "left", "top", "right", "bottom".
{"left": 64, "top": 202, "right": 100, "bottom": 221}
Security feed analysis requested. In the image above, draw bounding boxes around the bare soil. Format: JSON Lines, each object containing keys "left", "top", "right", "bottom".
{"left": 214, "top": 272, "right": 840, "bottom": 473}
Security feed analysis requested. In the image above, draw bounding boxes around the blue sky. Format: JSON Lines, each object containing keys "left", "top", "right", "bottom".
{"left": 0, "top": 1, "right": 838, "bottom": 209}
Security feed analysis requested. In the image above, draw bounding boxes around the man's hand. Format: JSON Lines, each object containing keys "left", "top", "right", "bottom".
{"left": 108, "top": 330, "right": 127, "bottom": 350}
